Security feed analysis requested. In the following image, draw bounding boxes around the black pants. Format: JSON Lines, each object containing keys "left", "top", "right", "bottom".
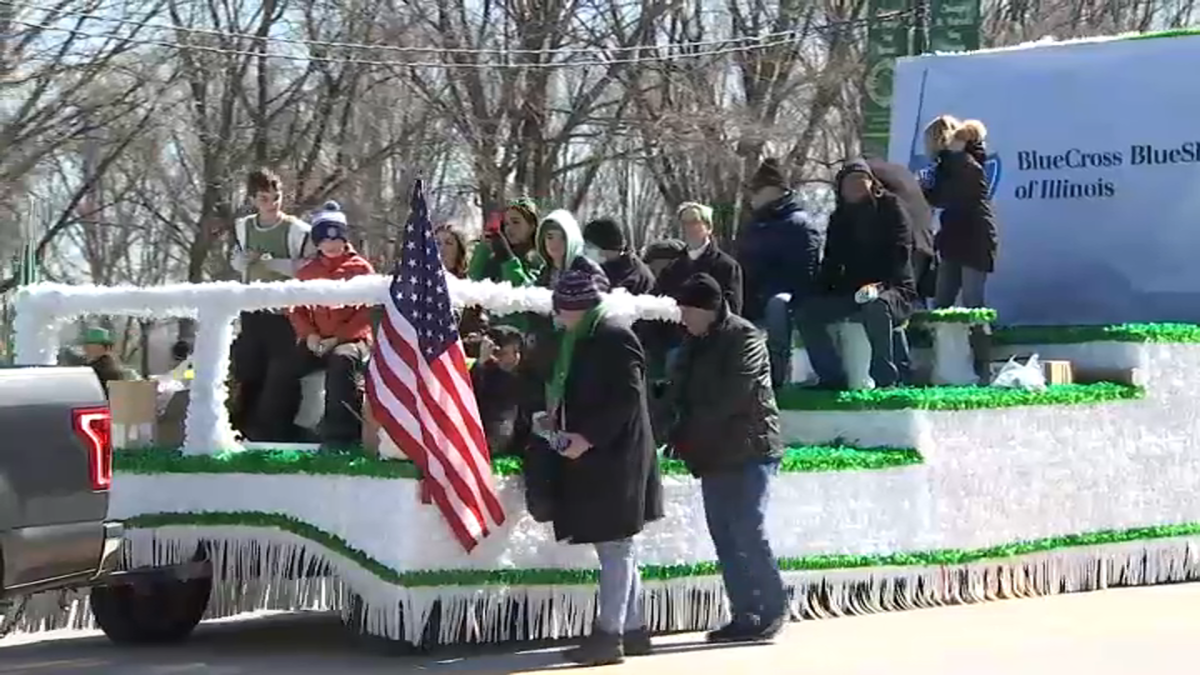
{"left": 254, "top": 340, "right": 369, "bottom": 445}
{"left": 231, "top": 311, "right": 297, "bottom": 438}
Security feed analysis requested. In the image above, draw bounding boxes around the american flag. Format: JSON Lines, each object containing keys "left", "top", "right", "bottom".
{"left": 366, "top": 180, "right": 506, "bottom": 551}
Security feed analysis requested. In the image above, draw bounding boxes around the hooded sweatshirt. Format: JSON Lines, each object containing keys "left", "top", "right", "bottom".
{"left": 290, "top": 246, "right": 377, "bottom": 343}
{"left": 534, "top": 209, "right": 607, "bottom": 289}
{"left": 519, "top": 209, "right": 609, "bottom": 413}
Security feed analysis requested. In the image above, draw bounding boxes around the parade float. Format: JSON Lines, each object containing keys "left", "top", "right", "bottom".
{"left": 7, "top": 273, "right": 1200, "bottom": 648}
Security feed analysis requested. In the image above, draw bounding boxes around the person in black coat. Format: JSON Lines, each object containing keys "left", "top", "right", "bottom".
{"left": 922, "top": 118, "right": 998, "bottom": 308}
{"left": 796, "top": 158, "right": 917, "bottom": 389}
{"left": 865, "top": 157, "right": 937, "bottom": 301}
{"left": 665, "top": 273, "right": 788, "bottom": 643}
{"left": 583, "top": 217, "right": 655, "bottom": 295}
{"left": 655, "top": 202, "right": 743, "bottom": 313}
{"left": 644, "top": 202, "right": 743, "bottom": 382}
{"left": 536, "top": 270, "right": 663, "bottom": 666}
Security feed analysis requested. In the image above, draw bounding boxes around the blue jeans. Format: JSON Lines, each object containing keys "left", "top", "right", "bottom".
{"left": 934, "top": 261, "right": 988, "bottom": 308}
{"left": 796, "top": 295, "right": 899, "bottom": 389}
{"left": 759, "top": 293, "right": 794, "bottom": 388}
{"left": 700, "top": 460, "right": 787, "bottom": 624}
{"left": 594, "top": 538, "right": 644, "bottom": 634}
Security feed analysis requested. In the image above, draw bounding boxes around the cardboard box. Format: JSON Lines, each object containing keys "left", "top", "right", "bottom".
{"left": 989, "top": 358, "right": 1074, "bottom": 385}
{"left": 108, "top": 380, "right": 159, "bottom": 447}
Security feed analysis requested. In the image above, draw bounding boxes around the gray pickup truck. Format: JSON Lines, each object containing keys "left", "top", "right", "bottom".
{"left": 1, "top": 366, "right": 212, "bottom": 643}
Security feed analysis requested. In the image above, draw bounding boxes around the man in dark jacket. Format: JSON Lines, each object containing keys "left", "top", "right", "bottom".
{"left": 866, "top": 158, "right": 936, "bottom": 301}
{"left": 666, "top": 273, "right": 788, "bottom": 644}
{"left": 737, "top": 159, "right": 823, "bottom": 388}
{"left": 81, "top": 327, "right": 127, "bottom": 396}
{"left": 646, "top": 202, "right": 743, "bottom": 381}
{"left": 655, "top": 202, "right": 743, "bottom": 313}
{"left": 797, "top": 159, "right": 917, "bottom": 390}
{"left": 583, "top": 217, "right": 655, "bottom": 295}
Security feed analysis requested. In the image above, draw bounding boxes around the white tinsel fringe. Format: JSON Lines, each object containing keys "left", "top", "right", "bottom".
{"left": 11, "top": 278, "right": 681, "bottom": 367}
{"left": 12, "top": 277, "right": 681, "bottom": 325}
{"left": 8, "top": 529, "right": 1200, "bottom": 645}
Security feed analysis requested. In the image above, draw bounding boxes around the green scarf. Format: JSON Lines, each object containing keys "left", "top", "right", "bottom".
{"left": 545, "top": 305, "right": 604, "bottom": 410}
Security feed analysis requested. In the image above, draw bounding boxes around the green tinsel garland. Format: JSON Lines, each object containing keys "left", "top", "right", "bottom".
{"left": 909, "top": 308, "right": 998, "bottom": 325}
{"left": 124, "top": 510, "right": 1200, "bottom": 587}
{"left": 114, "top": 444, "right": 923, "bottom": 478}
{"left": 774, "top": 382, "right": 1143, "bottom": 411}
{"left": 993, "top": 323, "right": 1200, "bottom": 346}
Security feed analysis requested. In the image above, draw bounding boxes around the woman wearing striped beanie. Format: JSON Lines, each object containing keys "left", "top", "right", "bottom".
{"left": 529, "top": 270, "right": 663, "bottom": 666}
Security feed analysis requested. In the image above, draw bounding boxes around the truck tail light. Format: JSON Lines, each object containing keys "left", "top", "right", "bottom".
{"left": 73, "top": 406, "right": 113, "bottom": 491}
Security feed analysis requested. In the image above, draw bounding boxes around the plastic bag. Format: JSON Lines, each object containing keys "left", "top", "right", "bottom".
{"left": 990, "top": 354, "right": 1047, "bottom": 391}
{"left": 150, "top": 373, "right": 189, "bottom": 416}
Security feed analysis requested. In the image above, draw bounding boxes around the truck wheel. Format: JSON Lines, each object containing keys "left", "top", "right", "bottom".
{"left": 91, "top": 576, "right": 212, "bottom": 645}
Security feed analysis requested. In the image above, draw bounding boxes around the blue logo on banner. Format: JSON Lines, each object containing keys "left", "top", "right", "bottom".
{"left": 909, "top": 152, "right": 1003, "bottom": 199}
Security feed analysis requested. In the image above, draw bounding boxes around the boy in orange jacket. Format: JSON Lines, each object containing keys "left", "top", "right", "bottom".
{"left": 255, "top": 201, "right": 375, "bottom": 446}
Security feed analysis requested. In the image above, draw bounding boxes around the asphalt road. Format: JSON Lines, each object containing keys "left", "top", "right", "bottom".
{"left": 2, "top": 583, "right": 1197, "bottom": 674}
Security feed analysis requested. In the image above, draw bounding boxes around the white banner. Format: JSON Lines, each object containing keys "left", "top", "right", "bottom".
{"left": 889, "top": 34, "right": 1200, "bottom": 325}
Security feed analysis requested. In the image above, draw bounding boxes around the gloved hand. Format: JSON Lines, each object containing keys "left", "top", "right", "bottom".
{"left": 488, "top": 231, "right": 515, "bottom": 263}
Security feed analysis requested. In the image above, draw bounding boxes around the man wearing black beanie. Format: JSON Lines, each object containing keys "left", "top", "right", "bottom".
{"left": 583, "top": 217, "right": 655, "bottom": 295}
{"left": 665, "top": 273, "right": 787, "bottom": 644}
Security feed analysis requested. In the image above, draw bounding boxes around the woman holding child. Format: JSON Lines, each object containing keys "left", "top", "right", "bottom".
{"left": 922, "top": 115, "right": 1000, "bottom": 381}
{"left": 922, "top": 115, "right": 999, "bottom": 309}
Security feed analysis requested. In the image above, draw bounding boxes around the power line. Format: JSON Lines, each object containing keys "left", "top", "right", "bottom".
{"left": 1, "top": 0, "right": 888, "bottom": 56}
{"left": 6, "top": 13, "right": 904, "bottom": 69}
{"left": 4, "top": 5, "right": 906, "bottom": 67}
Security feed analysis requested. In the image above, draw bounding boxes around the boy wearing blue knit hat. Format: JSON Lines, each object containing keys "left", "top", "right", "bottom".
{"left": 254, "top": 201, "right": 376, "bottom": 447}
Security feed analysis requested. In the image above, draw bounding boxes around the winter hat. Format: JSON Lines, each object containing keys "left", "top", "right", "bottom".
{"left": 311, "top": 200, "right": 349, "bottom": 244}
{"left": 552, "top": 270, "right": 603, "bottom": 312}
{"left": 583, "top": 218, "right": 626, "bottom": 252}
{"left": 748, "top": 158, "right": 787, "bottom": 191}
{"left": 507, "top": 198, "right": 539, "bottom": 227}
{"left": 676, "top": 273, "right": 723, "bottom": 312}
{"left": 81, "top": 327, "right": 113, "bottom": 346}
{"left": 643, "top": 239, "right": 687, "bottom": 264}
{"left": 171, "top": 339, "right": 193, "bottom": 362}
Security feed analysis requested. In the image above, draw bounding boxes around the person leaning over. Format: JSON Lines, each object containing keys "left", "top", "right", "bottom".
{"left": 665, "top": 272, "right": 788, "bottom": 644}
{"left": 536, "top": 270, "right": 663, "bottom": 666}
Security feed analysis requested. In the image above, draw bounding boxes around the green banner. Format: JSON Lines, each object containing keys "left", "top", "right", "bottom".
{"left": 862, "top": 0, "right": 911, "bottom": 159}
{"left": 929, "top": 0, "right": 981, "bottom": 52}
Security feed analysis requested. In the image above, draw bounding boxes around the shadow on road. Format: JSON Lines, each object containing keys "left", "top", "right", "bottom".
{"left": 0, "top": 612, "right": 755, "bottom": 675}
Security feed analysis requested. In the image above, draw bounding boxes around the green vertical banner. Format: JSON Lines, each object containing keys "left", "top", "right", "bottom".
{"left": 862, "top": 0, "right": 912, "bottom": 159}
{"left": 929, "top": 0, "right": 981, "bottom": 52}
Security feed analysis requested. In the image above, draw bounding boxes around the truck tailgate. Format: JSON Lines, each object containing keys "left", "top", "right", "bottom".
{"left": 0, "top": 366, "right": 111, "bottom": 589}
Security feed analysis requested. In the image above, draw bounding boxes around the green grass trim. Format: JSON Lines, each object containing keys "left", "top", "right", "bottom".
{"left": 124, "top": 511, "right": 1200, "bottom": 586}
{"left": 910, "top": 308, "right": 998, "bottom": 325}
{"left": 775, "top": 382, "right": 1142, "bottom": 411}
{"left": 114, "top": 444, "right": 923, "bottom": 478}
{"left": 993, "top": 323, "right": 1200, "bottom": 345}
